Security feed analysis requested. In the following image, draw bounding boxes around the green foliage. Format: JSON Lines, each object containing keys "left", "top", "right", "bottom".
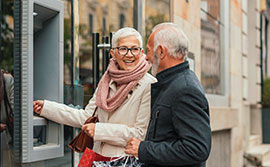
{"left": 78, "top": 23, "right": 92, "bottom": 59}
{"left": 1, "top": 0, "right": 14, "bottom": 72}
{"left": 263, "top": 78, "right": 270, "bottom": 107}
{"left": 144, "top": 13, "right": 167, "bottom": 52}
{"left": 64, "top": 18, "right": 72, "bottom": 69}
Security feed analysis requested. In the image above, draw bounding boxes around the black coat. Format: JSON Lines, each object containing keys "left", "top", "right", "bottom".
{"left": 138, "top": 61, "right": 211, "bottom": 167}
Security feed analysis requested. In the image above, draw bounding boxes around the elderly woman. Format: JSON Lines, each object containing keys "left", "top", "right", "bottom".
{"left": 33, "top": 27, "right": 156, "bottom": 157}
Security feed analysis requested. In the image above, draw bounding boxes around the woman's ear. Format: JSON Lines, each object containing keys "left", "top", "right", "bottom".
{"left": 110, "top": 49, "right": 116, "bottom": 60}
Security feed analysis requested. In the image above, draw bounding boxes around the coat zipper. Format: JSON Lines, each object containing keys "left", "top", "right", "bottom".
{"left": 153, "top": 110, "right": 160, "bottom": 138}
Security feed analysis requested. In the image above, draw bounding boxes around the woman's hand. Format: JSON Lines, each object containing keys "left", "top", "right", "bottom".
{"left": 81, "top": 123, "right": 96, "bottom": 138}
{"left": 33, "top": 100, "right": 44, "bottom": 115}
{"left": 0, "top": 123, "right": 7, "bottom": 132}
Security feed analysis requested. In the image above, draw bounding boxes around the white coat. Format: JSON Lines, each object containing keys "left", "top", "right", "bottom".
{"left": 40, "top": 72, "right": 156, "bottom": 157}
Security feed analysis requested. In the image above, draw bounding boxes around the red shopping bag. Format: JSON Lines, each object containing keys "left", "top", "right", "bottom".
{"left": 78, "top": 147, "right": 118, "bottom": 167}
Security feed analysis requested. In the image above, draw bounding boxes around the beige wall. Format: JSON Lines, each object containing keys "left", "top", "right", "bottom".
{"left": 171, "top": 0, "right": 262, "bottom": 166}
{"left": 230, "top": 0, "right": 244, "bottom": 166}
{"left": 172, "top": 0, "right": 201, "bottom": 79}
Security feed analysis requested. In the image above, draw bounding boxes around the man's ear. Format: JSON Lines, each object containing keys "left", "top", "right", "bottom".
{"left": 110, "top": 49, "right": 116, "bottom": 60}
{"left": 158, "top": 45, "right": 166, "bottom": 60}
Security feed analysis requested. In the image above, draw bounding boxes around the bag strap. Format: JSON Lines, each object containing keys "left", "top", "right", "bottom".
{"left": 92, "top": 107, "right": 98, "bottom": 117}
{"left": 83, "top": 107, "right": 98, "bottom": 124}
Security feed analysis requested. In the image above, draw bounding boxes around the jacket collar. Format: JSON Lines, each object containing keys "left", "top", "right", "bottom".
{"left": 156, "top": 61, "right": 189, "bottom": 82}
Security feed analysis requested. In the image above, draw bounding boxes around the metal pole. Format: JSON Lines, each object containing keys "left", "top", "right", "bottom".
{"left": 70, "top": 1, "right": 75, "bottom": 167}
{"left": 110, "top": 32, "right": 113, "bottom": 45}
{"left": 105, "top": 36, "right": 110, "bottom": 69}
{"left": 71, "top": 0, "right": 74, "bottom": 86}
{"left": 0, "top": 0, "right": 2, "bottom": 66}
{"left": 260, "top": 13, "right": 264, "bottom": 103}
{"left": 133, "top": 0, "right": 138, "bottom": 30}
{"left": 0, "top": 0, "right": 2, "bottom": 165}
{"left": 102, "top": 36, "right": 109, "bottom": 74}
{"left": 133, "top": 0, "right": 143, "bottom": 34}
{"left": 265, "top": 18, "right": 268, "bottom": 77}
{"left": 92, "top": 33, "right": 100, "bottom": 92}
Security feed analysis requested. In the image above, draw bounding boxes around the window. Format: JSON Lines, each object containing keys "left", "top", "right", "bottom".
{"left": 119, "top": 14, "right": 125, "bottom": 28}
{"left": 77, "top": 0, "right": 135, "bottom": 106}
{"left": 201, "top": 0, "right": 222, "bottom": 94}
{"left": 0, "top": 0, "right": 14, "bottom": 72}
{"left": 89, "top": 14, "right": 93, "bottom": 34}
{"left": 102, "top": 17, "right": 106, "bottom": 35}
{"left": 144, "top": 0, "right": 171, "bottom": 50}
{"left": 200, "top": 0, "right": 229, "bottom": 106}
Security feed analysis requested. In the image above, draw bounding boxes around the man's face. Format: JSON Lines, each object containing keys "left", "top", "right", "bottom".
{"left": 111, "top": 36, "right": 142, "bottom": 71}
{"left": 147, "top": 33, "right": 160, "bottom": 76}
{"left": 146, "top": 33, "right": 155, "bottom": 64}
{"left": 151, "top": 53, "right": 160, "bottom": 77}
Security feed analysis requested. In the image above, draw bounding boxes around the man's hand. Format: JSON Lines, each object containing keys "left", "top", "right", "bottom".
{"left": 0, "top": 123, "right": 7, "bottom": 132}
{"left": 33, "top": 100, "right": 44, "bottom": 115}
{"left": 125, "top": 137, "right": 141, "bottom": 157}
{"left": 81, "top": 123, "right": 96, "bottom": 138}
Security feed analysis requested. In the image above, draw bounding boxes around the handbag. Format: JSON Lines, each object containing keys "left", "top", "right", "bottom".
{"left": 68, "top": 107, "right": 98, "bottom": 153}
{"left": 78, "top": 147, "right": 143, "bottom": 167}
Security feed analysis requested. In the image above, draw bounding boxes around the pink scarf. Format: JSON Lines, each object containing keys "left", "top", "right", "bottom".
{"left": 95, "top": 57, "right": 151, "bottom": 112}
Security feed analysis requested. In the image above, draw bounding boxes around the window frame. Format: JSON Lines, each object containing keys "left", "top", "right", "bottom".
{"left": 202, "top": 0, "right": 230, "bottom": 107}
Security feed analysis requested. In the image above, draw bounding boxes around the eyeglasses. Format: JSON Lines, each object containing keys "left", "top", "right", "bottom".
{"left": 112, "top": 46, "right": 142, "bottom": 56}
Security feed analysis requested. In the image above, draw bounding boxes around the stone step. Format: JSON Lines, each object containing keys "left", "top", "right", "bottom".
{"left": 263, "top": 154, "right": 270, "bottom": 167}
{"left": 246, "top": 144, "right": 270, "bottom": 166}
{"left": 263, "top": 161, "right": 270, "bottom": 167}
{"left": 249, "top": 135, "right": 262, "bottom": 149}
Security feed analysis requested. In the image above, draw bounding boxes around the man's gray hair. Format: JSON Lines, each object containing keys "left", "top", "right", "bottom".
{"left": 111, "top": 27, "right": 143, "bottom": 48}
{"left": 152, "top": 22, "right": 189, "bottom": 59}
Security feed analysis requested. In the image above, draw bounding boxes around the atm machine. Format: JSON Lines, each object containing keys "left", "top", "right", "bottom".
{"left": 14, "top": 0, "right": 65, "bottom": 163}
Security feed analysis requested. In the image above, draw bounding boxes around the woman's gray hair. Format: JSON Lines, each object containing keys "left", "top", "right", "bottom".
{"left": 111, "top": 27, "right": 143, "bottom": 48}
{"left": 152, "top": 22, "right": 189, "bottom": 59}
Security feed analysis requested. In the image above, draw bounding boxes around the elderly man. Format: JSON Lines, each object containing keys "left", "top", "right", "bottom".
{"left": 125, "top": 22, "right": 211, "bottom": 167}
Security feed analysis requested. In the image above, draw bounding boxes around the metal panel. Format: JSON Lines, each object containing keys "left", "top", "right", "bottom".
{"left": 21, "top": 0, "right": 64, "bottom": 163}
{"left": 13, "top": 0, "right": 22, "bottom": 162}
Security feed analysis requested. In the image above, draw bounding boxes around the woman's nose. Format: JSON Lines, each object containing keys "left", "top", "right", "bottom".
{"left": 125, "top": 50, "right": 133, "bottom": 57}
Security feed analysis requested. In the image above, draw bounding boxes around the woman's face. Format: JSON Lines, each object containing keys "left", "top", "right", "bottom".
{"left": 110, "top": 36, "right": 143, "bottom": 71}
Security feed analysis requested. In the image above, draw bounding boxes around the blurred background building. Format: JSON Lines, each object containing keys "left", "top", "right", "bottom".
{"left": 0, "top": 0, "right": 270, "bottom": 166}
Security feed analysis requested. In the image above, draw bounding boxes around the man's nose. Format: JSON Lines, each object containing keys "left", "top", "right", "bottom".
{"left": 145, "top": 53, "right": 150, "bottom": 61}
{"left": 145, "top": 55, "right": 149, "bottom": 61}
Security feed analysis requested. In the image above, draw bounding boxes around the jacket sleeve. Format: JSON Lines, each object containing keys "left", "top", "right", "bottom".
{"left": 4, "top": 73, "right": 14, "bottom": 110}
{"left": 138, "top": 86, "right": 211, "bottom": 166}
{"left": 93, "top": 84, "right": 151, "bottom": 147}
{"left": 40, "top": 91, "right": 97, "bottom": 128}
